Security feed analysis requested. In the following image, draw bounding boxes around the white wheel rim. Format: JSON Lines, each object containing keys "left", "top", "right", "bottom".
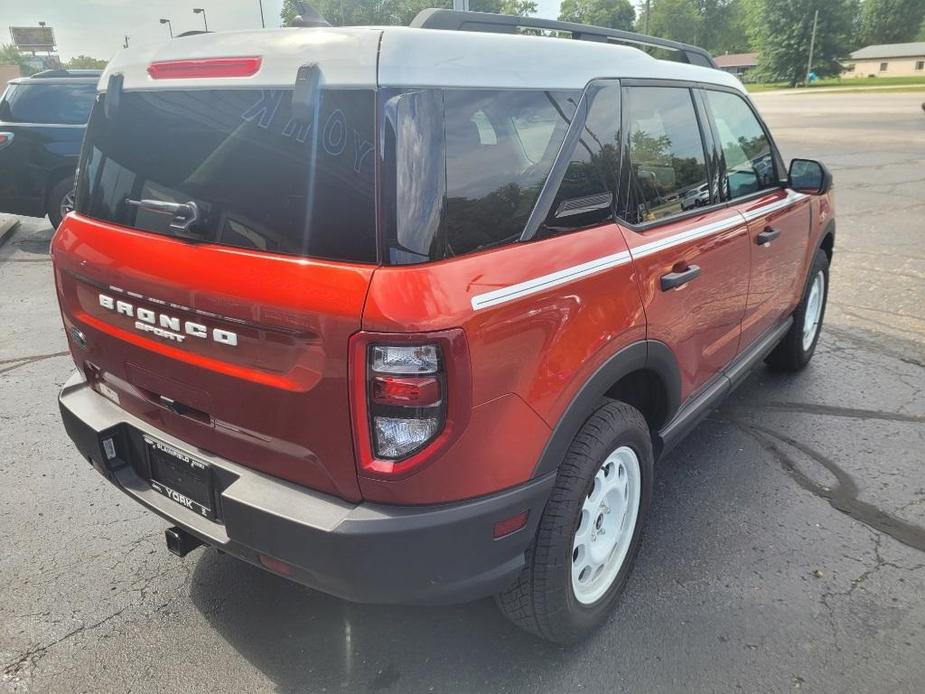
{"left": 571, "top": 446, "right": 641, "bottom": 605}
{"left": 802, "top": 270, "right": 825, "bottom": 351}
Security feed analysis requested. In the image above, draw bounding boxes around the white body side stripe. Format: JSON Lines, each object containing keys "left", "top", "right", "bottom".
{"left": 469, "top": 191, "right": 807, "bottom": 311}
{"left": 471, "top": 250, "right": 632, "bottom": 311}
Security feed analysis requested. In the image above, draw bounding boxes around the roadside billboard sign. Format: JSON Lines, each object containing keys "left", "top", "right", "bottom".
{"left": 10, "top": 26, "right": 56, "bottom": 52}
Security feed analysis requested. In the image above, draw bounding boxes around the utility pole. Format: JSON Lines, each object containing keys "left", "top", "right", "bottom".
{"left": 258, "top": 0, "right": 265, "bottom": 28}
{"left": 805, "top": 8, "right": 819, "bottom": 84}
{"left": 452, "top": 0, "right": 469, "bottom": 10}
{"left": 643, "top": 0, "right": 651, "bottom": 34}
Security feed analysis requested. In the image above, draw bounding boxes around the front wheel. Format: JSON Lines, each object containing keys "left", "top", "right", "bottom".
{"left": 766, "top": 248, "right": 830, "bottom": 371}
{"left": 496, "top": 401, "right": 653, "bottom": 644}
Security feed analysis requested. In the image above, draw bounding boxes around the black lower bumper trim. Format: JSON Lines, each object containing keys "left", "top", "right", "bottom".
{"left": 58, "top": 373, "right": 554, "bottom": 605}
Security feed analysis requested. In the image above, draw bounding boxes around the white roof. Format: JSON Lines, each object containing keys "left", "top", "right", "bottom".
{"left": 99, "top": 25, "right": 744, "bottom": 94}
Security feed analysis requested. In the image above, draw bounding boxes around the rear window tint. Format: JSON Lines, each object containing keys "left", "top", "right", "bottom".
{"left": 0, "top": 83, "right": 96, "bottom": 124}
{"left": 382, "top": 88, "right": 579, "bottom": 264}
{"left": 76, "top": 88, "right": 377, "bottom": 263}
{"left": 444, "top": 90, "right": 577, "bottom": 256}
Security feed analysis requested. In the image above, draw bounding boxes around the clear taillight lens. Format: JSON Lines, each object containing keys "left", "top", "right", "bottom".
{"left": 368, "top": 343, "right": 444, "bottom": 460}
{"left": 370, "top": 344, "right": 439, "bottom": 374}
{"left": 373, "top": 416, "right": 441, "bottom": 458}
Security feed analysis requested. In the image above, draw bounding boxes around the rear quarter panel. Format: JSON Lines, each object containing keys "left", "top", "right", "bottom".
{"left": 361, "top": 224, "right": 646, "bottom": 504}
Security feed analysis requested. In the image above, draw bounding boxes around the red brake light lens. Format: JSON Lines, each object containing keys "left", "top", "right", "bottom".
{"left": 147, "top": 56, "right": 262, "bottom": 80}
{"left": 371, "top": 376, "right": 441, "bottom": 406}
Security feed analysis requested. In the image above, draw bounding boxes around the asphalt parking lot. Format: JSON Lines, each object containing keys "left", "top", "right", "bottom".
{"left": 1, "top": 90, "right": 924, "bottom": 693}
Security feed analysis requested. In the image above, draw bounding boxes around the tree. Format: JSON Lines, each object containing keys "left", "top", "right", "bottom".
{"left": 281, "top": 0, "right": 536, "bottom": 27}
{"left": 636, "top": 0, "right": 751, "bottom": 54}
{"left": 696, "top": 0, "right": 751, "bottom": 54}
{"left": 748, "top": 0, "right": 859, "bottom": 85}
{"left": 558, "top": 0, "right": 635, "bottom": 30}
{"left": 0, "top": 44, "right": 32, "bottom": 77}
{"left": 643, "top": 0, "right": 703, "bottom": 45}
{"left": 66, "top": 55, "right": 108, "bottom": 69}
{"left": 857, "top": 0, "right": 925, "bottom": 46}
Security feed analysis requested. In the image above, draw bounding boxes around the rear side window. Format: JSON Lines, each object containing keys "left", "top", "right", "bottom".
{"left": 539, "top": 84, "right": 622, "bottom": 238}
{"left": 444, "top": 90, "right": 576, "bottom": 256}
{"left": 76, "top": 88, "right": 377, "bottom": 263}
{"left": 704, "top": 90, "right": 777, "bottom": 200}
{"left": 622, "top": 87, "right": 709, "bottom": 225}
{"left": 382, "top": 88, "right": 579, "bottom": 264}
{"left": 0, "top": 83, "right": 96, "bottom": 124}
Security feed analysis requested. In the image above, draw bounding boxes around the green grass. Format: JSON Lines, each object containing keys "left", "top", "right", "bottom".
{"left": 746, "top": 75, "right": 925, "bottom": 93}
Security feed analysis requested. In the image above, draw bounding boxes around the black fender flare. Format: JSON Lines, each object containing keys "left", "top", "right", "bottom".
{"left": 531, "top": 340, "right": 681, "bottom": 477}
{"left": 819, "top": 218, "right": 835, "bottom": 257}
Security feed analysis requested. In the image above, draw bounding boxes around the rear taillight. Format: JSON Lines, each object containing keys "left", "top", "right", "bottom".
{"left": 0, "top": 132, "right": 14, "bottom": 150}
{"left": 147, "top": 57, "right": 262, "bottom": 80}
{"left": 349, "top": 330, "right": 471, "bottom": 478}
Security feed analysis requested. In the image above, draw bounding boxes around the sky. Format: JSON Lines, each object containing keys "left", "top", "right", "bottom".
{"left": 0, "top": 0, "right": 564, "bottom": 61}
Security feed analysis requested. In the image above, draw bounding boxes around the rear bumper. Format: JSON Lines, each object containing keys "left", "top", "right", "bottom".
{"left": 58, "top": 372, "right": 554, "bottom": 605}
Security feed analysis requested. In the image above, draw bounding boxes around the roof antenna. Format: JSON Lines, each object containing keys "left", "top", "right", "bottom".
{"left": 287, "top": 2, "right": 331, "bottom": 27}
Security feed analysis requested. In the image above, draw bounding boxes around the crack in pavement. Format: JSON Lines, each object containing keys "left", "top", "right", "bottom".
{"left": 2, "top": 606, "right": 129, "bottom": 681}
{"left": 0, "top": 351, "right": 69, "bottom": 376}
{"left": 744, "top": 402, "right": 925, "bottom": 424}
{"left": 729, "top": 419, "right": 925, "bottom": 554}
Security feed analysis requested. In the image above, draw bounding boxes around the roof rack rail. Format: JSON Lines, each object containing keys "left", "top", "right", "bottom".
{"left": 31, "top": 69, "right": 103, "bottom": 78}
{"left": 409, "top": 9, "right": 717, "bottom": 69}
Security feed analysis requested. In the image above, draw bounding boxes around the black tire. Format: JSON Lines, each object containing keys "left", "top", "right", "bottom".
{"left": 496, "top": 400, "right": 653, "bottom": 644}
{"left": 765, "top": 248, "right": 830, "bottom": 372}
{"left": 46, "top": 176, "right": 75, "bottom": 229}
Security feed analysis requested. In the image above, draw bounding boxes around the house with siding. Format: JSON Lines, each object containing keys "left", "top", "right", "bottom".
{"left": 842, "top": 42, "right": 925, "bottom": 78}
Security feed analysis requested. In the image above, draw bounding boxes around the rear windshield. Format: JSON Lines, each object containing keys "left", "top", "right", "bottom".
{"left": 382, "top": 88, "right": 579, "bottom": 264}
{"left": 0, "top": 83, "right": 96, "bottom": 124}
{"left": 75, "top": 88, "right": 377, "bottom": 263}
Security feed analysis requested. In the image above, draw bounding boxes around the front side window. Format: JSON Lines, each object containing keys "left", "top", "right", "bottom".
{"left": 705, "top": 90, "right": 777, "bottom": 200}
{"left": 0, "top": 83, "right": 96, "bottom": 124}
{"left": 76, "top": 88, "right": 377, "bottom": 263}
{"left": 622, "top": 86, "right": 709, "bottom": 225}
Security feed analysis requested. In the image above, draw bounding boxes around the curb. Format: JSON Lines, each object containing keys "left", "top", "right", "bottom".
{"left": 0, "top": 215, "right": 20, "bottom": 248}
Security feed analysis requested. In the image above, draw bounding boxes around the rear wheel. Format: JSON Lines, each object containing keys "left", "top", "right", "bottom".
{"left": 46, "top": 176, "right": 75, "bottom": 229}
{"left": 496, "top": 400, "right": 653, "bottom": 644}
{"left": 766, "top": 248, "right": 829, "bottom": 371}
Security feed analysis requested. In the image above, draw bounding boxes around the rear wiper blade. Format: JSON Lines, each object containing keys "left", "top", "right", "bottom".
{"left": 124, "top": 198, "right": 206, "bottom": 239}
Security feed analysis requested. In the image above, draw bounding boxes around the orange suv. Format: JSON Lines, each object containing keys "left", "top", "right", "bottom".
{"left": 53, "top": 10, "right": 834, "bottom": 643}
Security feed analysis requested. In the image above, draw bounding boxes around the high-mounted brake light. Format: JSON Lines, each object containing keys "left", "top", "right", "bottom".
{"left": 147, "top": 56, "right": 262, "bottom": 80}
{"left": 349, "top": 330, "right": 471, "bottom": 478}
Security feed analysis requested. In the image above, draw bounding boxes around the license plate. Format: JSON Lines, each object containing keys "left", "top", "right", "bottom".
{"left": 144, "top": 435, "right": 214, "bottom": 520}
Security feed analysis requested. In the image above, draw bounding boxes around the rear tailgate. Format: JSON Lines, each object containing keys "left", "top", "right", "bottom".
{"left": 52, "top": 28, "right": 383, "bottom": 501}
{"left": 54, "top": 218, "right": 373, "bottom": 500}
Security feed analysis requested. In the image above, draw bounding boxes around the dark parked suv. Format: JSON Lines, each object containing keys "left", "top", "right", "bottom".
{"left": 0, "top": 69, "right": 100, "bottom": 228}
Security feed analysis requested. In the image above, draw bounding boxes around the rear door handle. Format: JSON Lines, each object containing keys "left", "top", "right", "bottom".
{"left": 660, "top": 265, "right": 701, "bottom": 291}
{"left": 756, "top": 227, "right": 781, "bottom": 245}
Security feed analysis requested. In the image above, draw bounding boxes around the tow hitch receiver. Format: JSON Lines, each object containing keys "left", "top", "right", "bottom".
{"left": 165, "top": 526, "right": 203, "bottom": 557}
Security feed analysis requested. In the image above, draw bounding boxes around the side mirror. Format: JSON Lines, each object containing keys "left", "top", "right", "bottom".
{"left": 788, "top": 158, "right": 832, "bottom": 195}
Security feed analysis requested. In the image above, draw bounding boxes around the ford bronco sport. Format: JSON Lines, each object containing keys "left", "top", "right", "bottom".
{"left": 53, "top": 9, "right": 835, "bottom": 644}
